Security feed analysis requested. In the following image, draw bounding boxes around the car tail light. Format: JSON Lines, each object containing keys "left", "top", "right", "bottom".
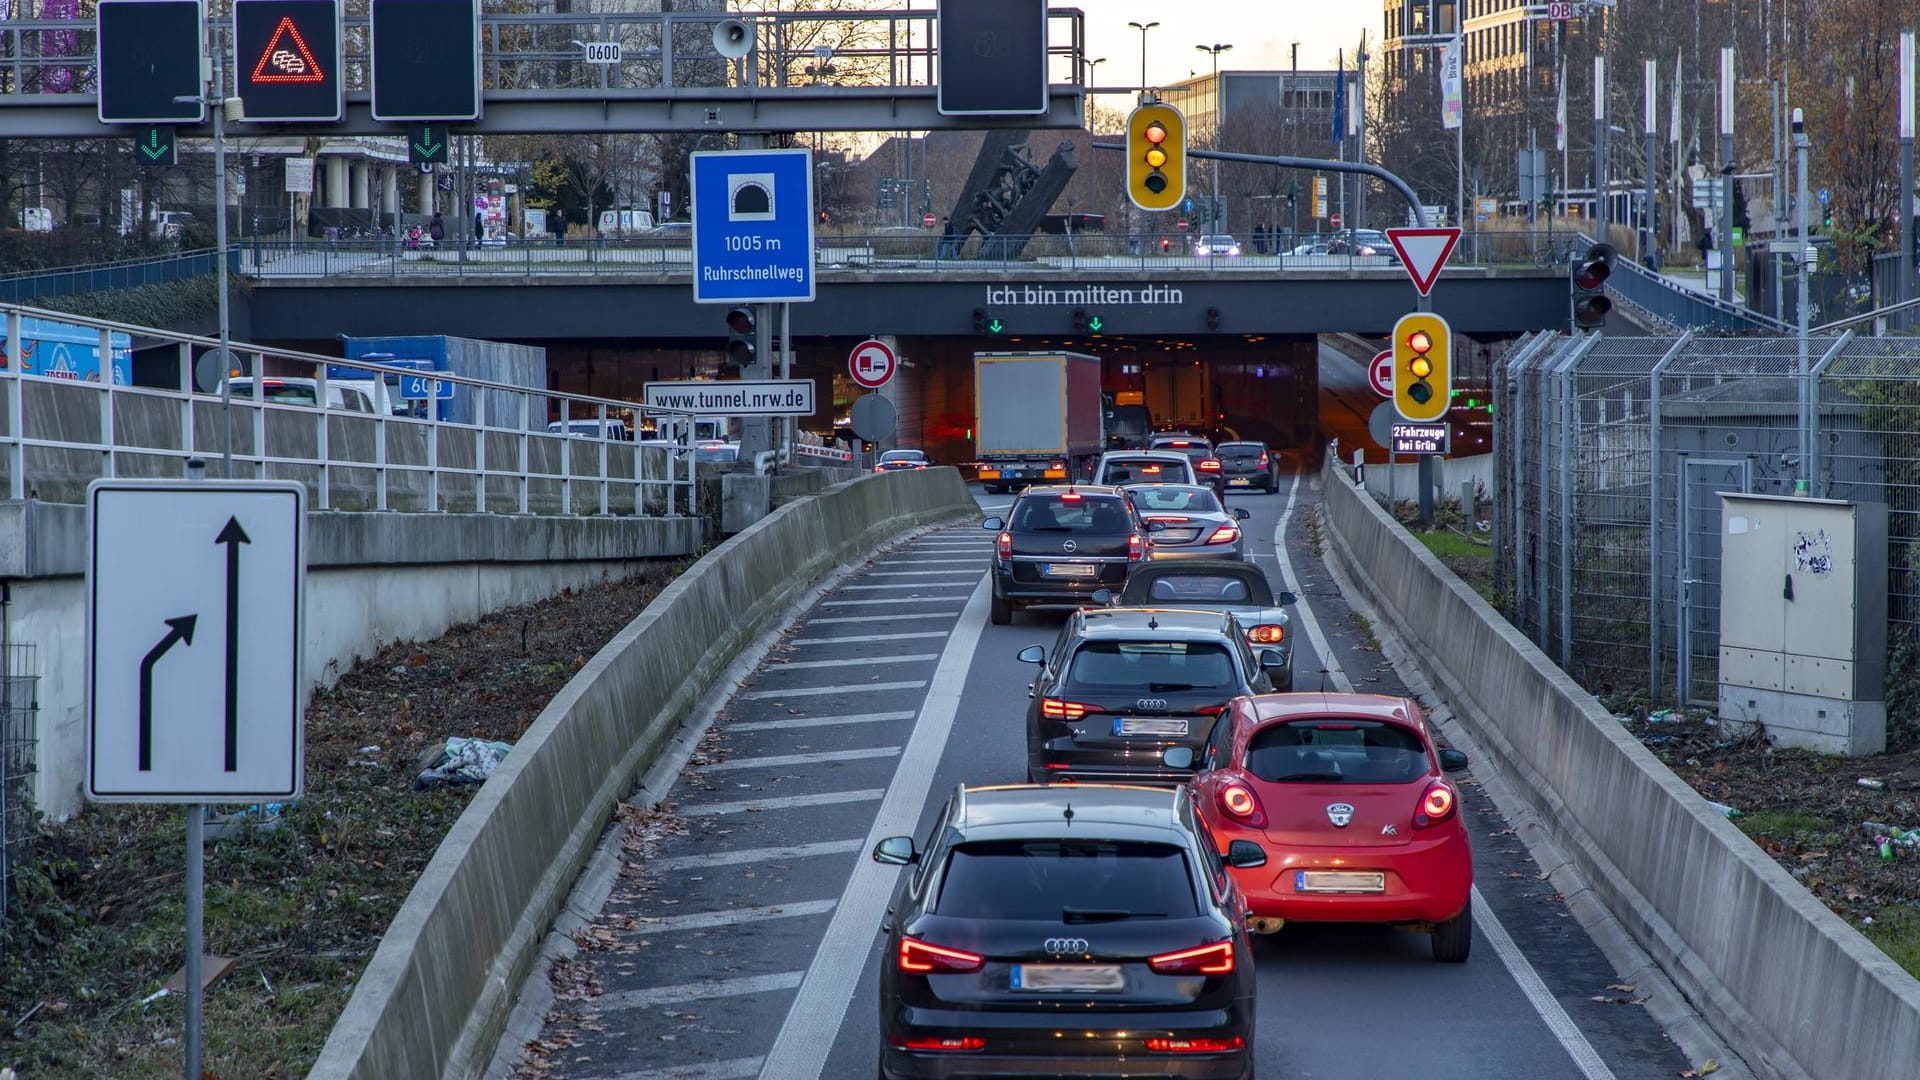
{"left": 1198, "top": 459, "right": 1223, "bottom": 472}
{"left": 1247, "top": 624, "right": 1285, "bottom": 644}
{"left": 1059, "top": 492, "right": 1083, "bottom": 502}
{"left": 1205, "top": 526, "right": 1239, "bottom": 545}
{"left": 1257, "top": 453, "right": 1270, "bottom": 467}
{"left": 1145, "top": 515, "right": 1190, "bottom": 523}
{"left": 1415, "top": 781, "right": 1457, "bottom": 828}
{"left": 1148, "top": 940, "right": 1235, "bottom": 975}
{"left": 1217, "top": 782, "right": 1267, "bottom": 827}
{"left": 1145, "top": 1036, "right": 1245, "bottom": 1053}
{"left": 1041, "top": 698, "right": 1105, "bottom": 721}
{"left": 899, "top": 937, "right": 984, "bottom": 973}
{"left": 874, "top": 465, "right": 887, "bottom": 473}
{"left": 1195, "top": 704, "right": 1227, "bottom": 717}
{"left": 1128, "top": 534, "right": 1146, "bottom": 562}
{"left": 996, "top": 531, "right": 1012, "bottom": 561}
{"left": 890, "top": 1035, "right": 986, "bottom": 1052}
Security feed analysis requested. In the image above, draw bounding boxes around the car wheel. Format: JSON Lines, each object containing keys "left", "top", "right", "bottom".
{"left": 990, "top": 590, "right": 1012, "bottom": 625}
{"left": 1431, "top": 905, "right": 1472, "bottom": 962}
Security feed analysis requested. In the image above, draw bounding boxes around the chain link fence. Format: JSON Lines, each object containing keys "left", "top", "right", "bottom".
{"left": 0, "top": 642, "right": 38, "bottom": 925}
{"left": 1496, "top": 331, "right": 1918, "bottom": 707}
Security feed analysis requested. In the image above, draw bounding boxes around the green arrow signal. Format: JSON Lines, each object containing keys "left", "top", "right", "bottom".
{"left": 139, "top": 128, "right": 169, "bottom": 161}
{"left": 1086, "top": 315, "right": 1104, "bottom": 333}
{"left": 987, "top": 318, "right": 1004, "bottom": 334}
{"left": 413, "top": 126, "right": 444, "bottom": 159}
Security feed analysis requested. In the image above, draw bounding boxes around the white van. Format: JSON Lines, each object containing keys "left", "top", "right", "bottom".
{"left": 225, "top": 377, "right": 380, "bottom": 413}
{"left": 548, "top": 419, "right": 632, "bottom": 440}
{"left": 597, "top": 208, "right": 656, "bottom": 236}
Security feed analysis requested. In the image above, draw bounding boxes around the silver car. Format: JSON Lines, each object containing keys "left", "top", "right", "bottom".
{"left": 1122, "top": 483, "right": 1251, "bottom": 561}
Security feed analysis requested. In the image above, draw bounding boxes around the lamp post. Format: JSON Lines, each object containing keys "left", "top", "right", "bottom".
{"left": 1196, "top": 43, "right": 1232, "bottom": 234}
{"left": 1128, "top": 21, "right": 1158, "bottom": 93}
{"left": 174, "top": 50, "right": 237, "bottom": 478}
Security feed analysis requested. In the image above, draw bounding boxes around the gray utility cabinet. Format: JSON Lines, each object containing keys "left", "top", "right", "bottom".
{"left": 1717, "top": 492, "right": 1887, "bottom": 756}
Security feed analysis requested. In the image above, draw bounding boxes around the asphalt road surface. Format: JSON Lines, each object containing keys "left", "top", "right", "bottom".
{"left": 500, "top": 472, "right": 1700, "bottom": 1080}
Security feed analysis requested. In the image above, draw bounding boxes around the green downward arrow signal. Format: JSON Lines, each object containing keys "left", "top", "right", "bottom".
{"left": 987, "top": 318, "right": 1004, "bottom": 334}
{"left": 413, "top": 126, "right": 443, "bottom": 159}
{"left": 139, "top": 129, "right": 168, "bottom": 161}
{"left": 1087, "top": 315, "right": 1104, "bottom": 332}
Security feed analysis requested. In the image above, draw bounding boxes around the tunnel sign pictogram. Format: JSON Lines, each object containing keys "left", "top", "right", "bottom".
{"left": 235, "top": 0, "right": 342, "bottom": 121}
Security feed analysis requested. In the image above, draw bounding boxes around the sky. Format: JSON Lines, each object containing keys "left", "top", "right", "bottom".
{"left": 1076, "top": 1, "right": 1377, "bottom": 92}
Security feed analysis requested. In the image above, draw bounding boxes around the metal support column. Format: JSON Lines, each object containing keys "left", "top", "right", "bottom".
{"left": 1719, "top": 47, "right": 1736, "bottom": 303}
{"left": 1645, "top": 59, "right": 1658, "bottom": 269}
{"left": 1646, "top": 331, "right": 1693, "bottom": 702}
{"left": 1903, "top": 32, "right": 1915, "bottom": 325}
{"left": 1807, "top": 331, "right": 1854, "bottom": 498}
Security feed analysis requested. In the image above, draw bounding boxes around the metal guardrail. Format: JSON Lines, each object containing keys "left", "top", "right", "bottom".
{"left": 0, "top": 302, "right": 699, "bottom": 516}
{"left": 0, "top": 248, "right": 235, "bottom": 302}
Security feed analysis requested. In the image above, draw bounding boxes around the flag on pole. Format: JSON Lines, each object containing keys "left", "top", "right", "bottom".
{"left": 1669, "top": 48, "right": 1682, "bottom": 144}
{"left": 1333, "top": 51, "right": 1346, "bottom": 146}
{"left": 1440, "top": 36, "right": 1463, "bottom": 130}
{"left": 1555, "top": 63, "right": 1567, "bottom": 151}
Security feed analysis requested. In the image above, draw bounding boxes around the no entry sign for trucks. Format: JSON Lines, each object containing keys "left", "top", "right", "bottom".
{"left": 849, "top": 338, "right": 897, "bottom": 389}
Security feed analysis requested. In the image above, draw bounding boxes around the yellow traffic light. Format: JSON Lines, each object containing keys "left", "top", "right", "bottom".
{"left": 1392, "top": 311, "right": 1451, "bottom": 422}
{"left": 1127, "top": 103, "right": 1185, "bottom": 212}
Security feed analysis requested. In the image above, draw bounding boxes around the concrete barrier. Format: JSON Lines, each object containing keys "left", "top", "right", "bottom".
{"left": 308, "top": 466, "right": 976, "bottom": 1080}
{"left": 1315, "top": 457, "right": 1920, "bottom": 1079}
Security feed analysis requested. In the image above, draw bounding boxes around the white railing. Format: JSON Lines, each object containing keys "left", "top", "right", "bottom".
{"left": 0, "top": 303, "right": 697, "bottom": 517}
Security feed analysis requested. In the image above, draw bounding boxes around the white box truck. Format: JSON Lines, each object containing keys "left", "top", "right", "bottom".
{"left": 973, "top": 351, "right": 1105, "bottom": 494}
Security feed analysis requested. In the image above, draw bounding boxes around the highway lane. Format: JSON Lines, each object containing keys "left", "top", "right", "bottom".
{"left": 500, "top": 477, "right": 1703, "bottom": 1080}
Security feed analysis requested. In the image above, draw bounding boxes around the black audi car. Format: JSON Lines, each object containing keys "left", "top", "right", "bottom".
{"left": 873, "top": 783, "right": 1261, "bottom": 1079}
{"left": 1018, "top": 608, "right": 1286, "bottom": 784}
{"left": 983, "top": 485, "right": 1152, "bottom": 625}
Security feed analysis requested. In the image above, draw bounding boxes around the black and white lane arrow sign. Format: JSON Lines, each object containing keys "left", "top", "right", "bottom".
{"left": 216, "top": 516, "right": 251, "bottom": 772}
{"left": 138, "top": 615, "right": 197, "bottom": 771}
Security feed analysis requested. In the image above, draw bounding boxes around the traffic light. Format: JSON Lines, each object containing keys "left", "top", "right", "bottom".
{"left": 1072, "top": 309, "right": 1088, "bottom": 333}
{"left": 1392, "top": 311, "right": 1451, "bottom": 423}
{"left": 972, "top": 308, "right": 988, "bottom": 333}
{"left": 1204, "top": 307, "right": 1221, "bottom": 330}
{"left": 725, "top": 306, "right": 755, "bottom": 372}
{"left": 1127, "top": 102, "right": 1186, "bottom": 212}
{"left": 1571, "top": 242, "right": 1615, "bottom": 331}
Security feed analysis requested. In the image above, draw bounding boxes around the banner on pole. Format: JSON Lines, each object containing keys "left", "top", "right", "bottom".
{"left": 1440, "top": 37, "right": 1463, "bottom": 130}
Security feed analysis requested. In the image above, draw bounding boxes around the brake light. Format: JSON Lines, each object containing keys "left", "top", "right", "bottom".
{"left": 1198, "top": 459, "right": 1223, "bottom": 472}
{"left": 1195, "top": 704, "right": 1227, "bottom": 717}
{"left": 1415, "top": 781, "right": 1457, "bottom": 828}
{"left": 1257, "top": 453, "right": 1270, "bottom": 467}
{"left": 899, "top": 937, "right": 984, "bottom": 973}
{"left": 1041, "top": 698, "right": 1105, "bottom": 720}
{"left": 1059, "top": 492, "right": 1084, "bottom": 502}
{"left": 1217, "top": 782, "right": 1267, "bottom": 827}
{"left": 1147, "top": 940, "right": 1235, "bottom": 975}
{"left": 1145, "top": 515, "right": 1191, "bottom": 523}
{"left": 1141, "top": 465, "right": 1162, "bottom": 474}
{"left": 1247, "top": 624, "right": 1285, "bottom": 644}
{"left": 1128, "top": 533, "right": 1145, "bottom": 562}
{"left": 891, "top": 1035, "right": 986, "bottom": 1052}
{"left": 1145, "top": 1036, "right": 1246, "bottom": 1053}
{"left": 1205, "top": 526, "right": 1239, "bottom": 544}
{"left": 996, "top": 531, "right": 1012, "bottom": 560}
{"left": 875, "top": 465, "right": 887, "bottom": 473}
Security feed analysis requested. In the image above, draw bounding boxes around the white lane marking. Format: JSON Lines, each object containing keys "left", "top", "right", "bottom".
{"left": 770, "top": 653, "right": 941, "bottom": 670}
{"left": 870, "top": 558, "right": 982, "bottom": 566}
{"left": 976, "top": 502, "right": 1012, "bottom": 510}
{"left": 864, "top": 570, "right": 983, "bottom": 578}
{"left": 759, "top": 578, "right": 991, "bottom": 1079}
{"left": 597, "top": 972, "right": 803, "bottom": 1010}
{"left": 840, "top": 583, "right": 976, "bottom": 591}
{"left": 630, "top": 899, "right": 839, "bottom": 934}
{"left": 1473, "top": 889, "right": 1618, "bottom": 1079}
{"left": 820, "top": 598, "right": 968, "bottom": 608}
{"left": 790, "top": 631, "right": 950, "bottom": 645}
{"left": 738, "top": 680, "right": 927, "bottom": 700}
{"left": 595, "top": 1056, "right": 766, "bottom": 1080}
{"left": 1280, "top": 470, "right": 1618, "bottom": 1080}
{"left": 728, "top": 712, "right": 915, "bottom": 733}
{"left": 648, "top": 839, "right": 865, "bottom": 872}
{"left": 678, "top": 789, "right": 886, "bottom": 817}
{"left": 804, "top": 613, "right": 957, "bottom": 625}
{"left": 705, "top": 746, "right": 902, "bottom": 772}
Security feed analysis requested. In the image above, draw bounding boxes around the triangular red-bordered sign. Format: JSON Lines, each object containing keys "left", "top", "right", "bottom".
{"left": 1385, "top": 227, "right": 1462, "bottom": 297}
{"left": 251, "top": 16, "right": 325, "bottom": 85}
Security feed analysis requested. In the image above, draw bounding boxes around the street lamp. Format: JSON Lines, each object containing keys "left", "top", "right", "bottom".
{"left": 1084, "top": 55, "right": 1106, "bottom": 87}
{"left": 1196, "top": 43, "right": 1232, "bottom": 234}
{"left": 1128, "top": 21, "right": 1158, "bottom": 93}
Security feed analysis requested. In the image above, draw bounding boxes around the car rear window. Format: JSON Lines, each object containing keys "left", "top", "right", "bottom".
{"left": 1217, "top": 445, "right": 1264, "bottom": 461}
{"left": 1140, "top": 574, "right": 1258, "bottom": 604}
{"left": 1067, "top": 640, "right": 1236, "bottom": 690}
{"left": 1245, "top": 720, "right": 1428, "bottom": 784}
{"left": 1130, "top": 487, "right": 1221, "bottom": 514}
{"left": 937, "top": 840, "right": 1199, "bottom": 919}
{"left": 1103, "top": 458, "right": 1181, "bottom": 484}
{"left": 1011, "top": 497, "right": 1131, "bottom": 534}
{"left": 257, "top": 384, "right": 317, "bottom": 407}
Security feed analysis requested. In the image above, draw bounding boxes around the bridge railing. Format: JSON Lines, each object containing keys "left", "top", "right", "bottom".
{"left": 0, "top": 248, "right": 235, "bottom": 303}
{"left": 0, "top": 303, "right": 698, "bottom": 516}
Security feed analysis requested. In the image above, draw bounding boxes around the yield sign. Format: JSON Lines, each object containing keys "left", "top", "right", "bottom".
{"left": 251, "top": 15, "right": 325, "bottom": 84}
{"left": 1385, "top": 227, "right": 1462, "bottom": 297}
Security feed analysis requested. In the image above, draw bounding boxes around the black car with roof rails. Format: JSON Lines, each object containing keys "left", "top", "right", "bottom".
{"left": 873, "top": 783, "right": 1260, "bottom": 1079}
{"left": 983, "top": 485, "right": 1152, "bottom": 625}
{"left": 1213, "top": 441, "right": 1279, "bottom": 493}
{"left": 1018, "top": 607, "right": 1286, "bottom": 785}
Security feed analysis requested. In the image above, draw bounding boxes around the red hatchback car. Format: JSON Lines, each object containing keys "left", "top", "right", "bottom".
{"left": 1175, "top": 693, "right": 1474, "bottom": 962}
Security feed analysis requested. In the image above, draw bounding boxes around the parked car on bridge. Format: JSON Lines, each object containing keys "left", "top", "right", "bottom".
{"left": 1192, "top": 234, "right": 1242, "bottom": 258}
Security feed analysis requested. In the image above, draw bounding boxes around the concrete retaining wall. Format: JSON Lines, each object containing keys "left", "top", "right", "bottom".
{"left": 1315, "top": 457, "right": 1920, "bottom": 1079}
{"left": 307, "top": 467, "right": 976, "bottom": 1080}
{"left": 10, "top": 500, "right": 703, "bottom": 820}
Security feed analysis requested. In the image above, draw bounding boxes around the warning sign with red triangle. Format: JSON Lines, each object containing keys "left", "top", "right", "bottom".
{"left": 1385, "top": 227, "right": 1462, "bottom": 297}
{"left": 251, "top": 15, "right": 325, "bottom": 84}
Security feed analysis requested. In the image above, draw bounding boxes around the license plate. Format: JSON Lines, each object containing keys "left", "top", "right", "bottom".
{"left": 1228, "top": 478, "right": 1252, "bottom": 486}
{"left": 1045, "top": 562, "right": 1096, "bottom": 578}
{"left": 1011, "top": 964, "right": 1125, "bottom": 992}
{"left": 1114, "top": 717, "right": 1189, "bottom": 737}
{"left": 1296, "top": 870, "right": 1386, "bottom": 894}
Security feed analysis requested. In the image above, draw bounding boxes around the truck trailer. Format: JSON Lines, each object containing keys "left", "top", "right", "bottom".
{"left": 973, "top": 351, "right": 1105, "bottom": 494}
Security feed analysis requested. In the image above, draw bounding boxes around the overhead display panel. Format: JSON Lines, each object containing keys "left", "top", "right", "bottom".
{"left": 235, "top": 0, "right": 343, "bottom": 122}
{"left": 370, "top": 0, "right": 482, "bottom": 122}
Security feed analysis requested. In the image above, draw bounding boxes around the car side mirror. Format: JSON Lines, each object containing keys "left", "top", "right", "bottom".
{"left": 1162, "top": 746, "right": 1195, "bottom": 770}
{"left": 1017, "top": 645, "right": 1046, "bottom": 664}
{"left": 1090, "top": 588, "right": 1114, "bottom": 606}
{"left": 982, "top": 516, "right": 1004, "bottom": 530}
{"left": 1226, "top": 840, "right": 1267, "bottom": 869}
{"left": 1258, "top": 648, "right": 1286, "bottom": 669}
{"left": 1278, "top": 591, "right": 1298, "bottom": 605}
{"left": 1437, "top": 747, "right": 1470, "bottom": 773}
{"left": 1232, "top": 507, "right": 1251, "bottom": 521}
{"left": 872, "top": 836, "right": 918, "bottom": 865}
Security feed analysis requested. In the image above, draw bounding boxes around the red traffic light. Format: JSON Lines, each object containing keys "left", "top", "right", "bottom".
{"left": 1144, "top": 121, "right": 1167, "bottom": 145}
{"left": 1407, "top": 329, "right": 1433, "bottom": 353}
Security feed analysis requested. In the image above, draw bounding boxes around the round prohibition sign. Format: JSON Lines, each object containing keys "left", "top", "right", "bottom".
{"left": 849, "top": 338, "right": 898, "bottom": 389}
{"left": 1369, "top": 350, "right": 1394, "bottom": 398}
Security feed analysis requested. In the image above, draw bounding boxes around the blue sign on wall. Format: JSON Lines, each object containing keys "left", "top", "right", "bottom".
{"left": 690, "top": 148, "right": 815, "bottom": 305}
{"left": 400, "top": 372, "right": 455, "bottom": 400}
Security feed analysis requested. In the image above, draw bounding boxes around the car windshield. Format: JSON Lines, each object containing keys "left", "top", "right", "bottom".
{"left": 1011, "top": 497, "right": 1131, "bottom": 534}
{"left": 1130, "top": 486, "right": 1221, "bottom": 514}
{"left": 253, "top": 383, "right": 316, "bottom": 407}
{"left": 937, "top": 840, "right": 1198, "bottom": 920}
{"left": 880, "top": 451, "right": 925, "bottom": 462}
{"left": 1066, "top": 640, "right": 1236, "bottom": 691}
{"left": 1102, "top": 458, "right": 1179, "bottom": 484}
{"left": 1246, "top": 720, "right": 1429, "bottom": 784}
{"left": 1216, "top": 444, "right": 1264, "bottom": 461}
{"left": 1136, "top": 573, "right": 1266, "bottom": 605}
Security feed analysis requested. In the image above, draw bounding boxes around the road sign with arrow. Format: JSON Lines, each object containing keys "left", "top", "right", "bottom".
{"left": 408, "top": 122, "right": 449, "bottom": 165}
{"left": 86, "top": 479, "right": 306, "bottom": 803}
{"left": 136, "top": 126, "right": 177, "bottom": 167}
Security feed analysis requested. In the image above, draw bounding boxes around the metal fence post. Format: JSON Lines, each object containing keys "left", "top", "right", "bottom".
{"left": 98, "top": 328, "right": 115, "bottom": 479}
{"left": 475, "top": 387, "right": 488, "bottom": 513}
{"left": 597, "top": 403, "right": 609, "bottom": 516}
{"left": 1807, "top": 331, "right": 1853, "bottom": 498}
{"left": 426, "top": 393, "right": 440, "bottom": 512}
{"left": 1646, "top": 330, "right": 1693, "bottom": 703}
{"left": 559, "top": 398, "right": 572, "bottom": 515}
{"left": 315, "top": 363, "right": 331, "bottom": 509}
{"left": 374, "top": 402, "right": 388, "bottom": 511}
{"left": 518, "top": 395, "right": 531, "bottom": 514}
{"left": 1536, "top": 338, "right": 1556, "bottom": 645}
